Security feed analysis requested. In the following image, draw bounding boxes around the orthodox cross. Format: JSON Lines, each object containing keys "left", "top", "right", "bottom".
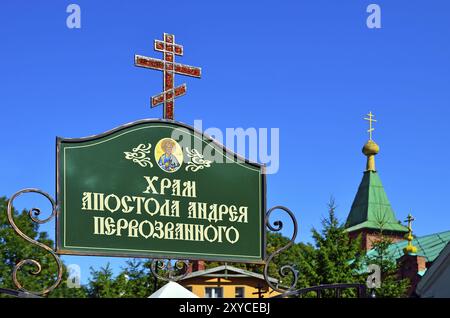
{"left": 405, "top": 213, "right": 415, "bottom": 231}
{"left": 364, "top": 111, "right": 377, "bottom": 140}
{"left": 135, "top": 33, "right": 201, "bottom": 120}
{"left": 403, "top": 213, "right": 417, "bottom": 255}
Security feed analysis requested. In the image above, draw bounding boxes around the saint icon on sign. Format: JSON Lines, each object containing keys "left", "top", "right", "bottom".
{"left": 155, "top": 138, "right": 183, "bottom": 173}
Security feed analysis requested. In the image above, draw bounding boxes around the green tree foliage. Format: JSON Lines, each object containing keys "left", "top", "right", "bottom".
{"left": 0, "top": 196, "right": 88, "bottom": 298}
{"left": 87, "top": 263, "right": 124, "bottom": 298}
{"left": 365, "top": 236, "right": 410, "bottom": 297}
{"left": 309, "top": 198, "right": 365, "bottom": 296}
{"left": 86, "top": 259, "right": 177, "bottom": 298}
{"left": 119, "top": 259, "right": 156, "bottom": 298}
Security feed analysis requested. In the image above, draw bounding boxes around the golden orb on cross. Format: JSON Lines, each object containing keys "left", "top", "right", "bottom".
{"left": 403, "top": 214, "right": 418, "bottom": 255}
{"left": 362, "top": 112, "right": 379, "bottom": 171}
{"left": 403, "top": 245, "right": 418, "bottom": 255}
{"left": 362, "top": 139, "right": 380, "bottom": 156}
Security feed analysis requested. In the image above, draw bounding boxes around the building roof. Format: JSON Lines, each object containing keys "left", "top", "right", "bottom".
{"left": 180, "top": 264, "right": 279, "bottom": 284}
{"left": 148, "top": 281, "right": 199, "bottom": 298}
{"left": 366, "top": 230, "right": 450, "bottom": 263}
{"left": 416, "top": 241, "right": 450, "bottom": 297}
{"left": 345, "top": 170, "right": 408, "bottom": 233}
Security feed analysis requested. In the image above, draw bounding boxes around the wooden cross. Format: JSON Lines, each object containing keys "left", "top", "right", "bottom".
{"left": 364, "top": 111, "right": 377, "bottom": 140}
{"left": 135, "top": 33, "right": 201, "bottom": 120}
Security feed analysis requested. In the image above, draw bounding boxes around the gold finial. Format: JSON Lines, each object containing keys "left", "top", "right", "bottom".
{"left": 364, "top": 111, "right": 377, "bottom": 141}
{"left": 362, "top": 112, "right": 379, "bottom": 172}
{"left": 403, "top": 214, "right": 417, "bottom": 255}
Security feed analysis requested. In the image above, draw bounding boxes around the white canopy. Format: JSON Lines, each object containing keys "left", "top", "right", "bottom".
{"left": 148, "top": 281, "right": 199, "bottom": 298}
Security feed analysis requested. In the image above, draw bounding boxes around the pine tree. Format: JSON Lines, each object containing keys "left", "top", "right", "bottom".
{"left": 87, "top": 263, "right": 123, "bottom": 298}
{"left": 365, "top": 236, "right": 410, "bottom": 297}
{"left": 310, "top": 197, "right": 364, "bottom": 296}
{"left": 121, "top": 259, "right": 164, "bottom": 297}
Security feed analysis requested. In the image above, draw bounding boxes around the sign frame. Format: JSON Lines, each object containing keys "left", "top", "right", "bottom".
{"left": 55, "top": 119, "right": 267, "bottom": 264}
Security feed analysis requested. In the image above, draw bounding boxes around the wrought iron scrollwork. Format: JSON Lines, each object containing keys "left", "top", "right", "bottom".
{"left": 6, "top": 188, "right": 63, "bottom": 296}
{"left": 263, "top": 206, "right": 370, "bottom": 298}
{"left": 263, "top": 206, "right": 299, "bottom": 294}
{"left": 149, "top": 259, "right": 190, "bottom": 282}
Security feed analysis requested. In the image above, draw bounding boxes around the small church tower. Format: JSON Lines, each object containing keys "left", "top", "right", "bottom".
{"left": 345, "top": 112, "right": 408, "bottom": 251}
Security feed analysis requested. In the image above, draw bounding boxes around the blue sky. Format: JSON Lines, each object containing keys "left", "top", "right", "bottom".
{"left": 1, "top": 0, "right": 450, "bottom": 285}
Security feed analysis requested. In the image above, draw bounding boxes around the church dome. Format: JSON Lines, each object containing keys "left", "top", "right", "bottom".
{"left": 362, "top": 140, "right": 379, "bottom": 156}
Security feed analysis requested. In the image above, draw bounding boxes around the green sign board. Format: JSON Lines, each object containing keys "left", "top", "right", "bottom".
{"left": 56, "top": 120, "right": 266, "bottom": 263}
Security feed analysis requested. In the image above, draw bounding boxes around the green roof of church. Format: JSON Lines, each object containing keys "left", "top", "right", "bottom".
{"left": 345, "top": 170, "right": 408, "bottom": 233}
{"left": 366, "top": 230, "right": 450, "bottom": 263}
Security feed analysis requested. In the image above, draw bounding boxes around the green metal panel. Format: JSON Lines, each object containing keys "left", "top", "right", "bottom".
{"left": 346, "top": 171, "right": 408, "bottom": 233}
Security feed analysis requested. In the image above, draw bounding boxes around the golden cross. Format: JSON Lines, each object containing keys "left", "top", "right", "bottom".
{"left": 364, "top": 111, "right": 377, "bottom": 140}
{"left": 403, "top": 213, "right": 418, "bottom": 255}
{"left": 405, "top": 213, "right": 415, "bottom": 231}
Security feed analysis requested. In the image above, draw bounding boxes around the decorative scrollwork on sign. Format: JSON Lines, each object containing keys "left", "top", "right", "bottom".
{"left": 185, "top": 148, "right": 212, "bottom": 172}
{"left": 150, "top": 259, "right": 190, "bottom": 282}
{"left": 124, "top": 143, "right": 153, "bottom": 167}
{"left": 263, "top": 206, "right": 299, "bottom": 294}
{"left": 6, "top": 188, "right": 63, "bottom": 296}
